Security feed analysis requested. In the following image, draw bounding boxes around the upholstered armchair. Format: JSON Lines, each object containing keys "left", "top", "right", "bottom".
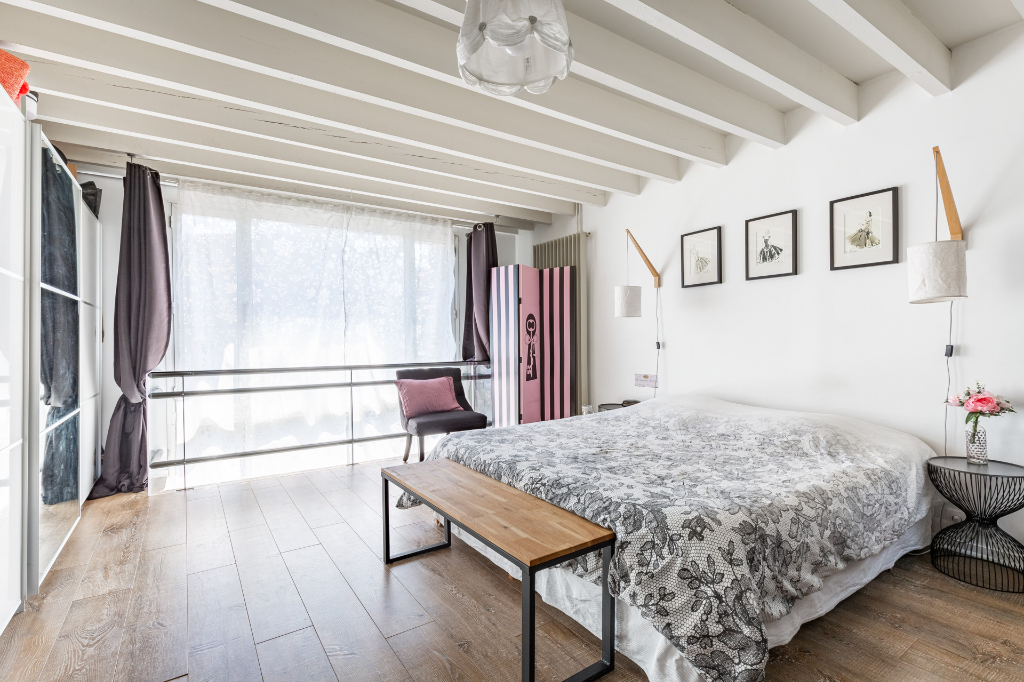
{"left": 396, "top": 367, "right": 487, "bottom": 462}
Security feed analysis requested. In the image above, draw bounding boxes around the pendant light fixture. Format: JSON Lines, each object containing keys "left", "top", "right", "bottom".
{"left": 457, "top": 0, "right": 574, "bottom": 96}
{"left": 908, "top": 147, "right": 967, "bottom": 304}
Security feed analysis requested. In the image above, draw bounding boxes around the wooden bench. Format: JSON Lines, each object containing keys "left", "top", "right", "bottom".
{"left": 381, "top": 458, "right": 616, "bottom": 682}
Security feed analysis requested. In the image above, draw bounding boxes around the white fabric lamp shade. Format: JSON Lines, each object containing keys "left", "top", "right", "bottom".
{"left": 907, "top": 240, "right": 967, "bottom": 303}
{"left": 615, "top": 286, "right": 642, "bottom": 318}
{"left": 458, "top": 0, "right": 573, "bottom": 96}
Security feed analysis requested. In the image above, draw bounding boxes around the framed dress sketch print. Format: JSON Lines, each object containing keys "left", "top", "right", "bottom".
{"left": 746, "top": 210, "right": 797, "bottom": 280}
{"left": 830, "top": 187, "right": 898, "bottom": 270}
{"left": 681, "top": 226, "right": 722, "bottom": 287}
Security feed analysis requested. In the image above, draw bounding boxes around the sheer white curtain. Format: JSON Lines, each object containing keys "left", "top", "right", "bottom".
{"left": 175, "top": 182, "right": 456, "bottom": 369}
{"left": 164, "top": 182, "right": 457, "bottom": 483}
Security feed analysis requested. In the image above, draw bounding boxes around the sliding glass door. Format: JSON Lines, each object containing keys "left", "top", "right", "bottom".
{"left": 26, "top": 130, "right": 101, "bottom": 594}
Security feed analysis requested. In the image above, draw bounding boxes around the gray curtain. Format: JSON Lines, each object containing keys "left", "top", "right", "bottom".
{"left": 461, "top": 222, "right": 498, "bottom": 362}
{"left": 89, "top": 162, "right": 172, "bottom": 498}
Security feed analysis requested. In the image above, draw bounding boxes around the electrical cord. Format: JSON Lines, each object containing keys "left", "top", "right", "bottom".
{"left": 654, "top": 287, "right": 661, "bottom": 398}
{"left": 944, "top": 300, "right": 953, "bottom": 457}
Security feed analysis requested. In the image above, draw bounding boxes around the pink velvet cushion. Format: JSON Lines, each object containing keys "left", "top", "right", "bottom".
{"left": 396, "top": 377, "right": 464, "bottom": 419}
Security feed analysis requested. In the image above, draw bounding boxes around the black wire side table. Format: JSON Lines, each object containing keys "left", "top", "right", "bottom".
{"left": 927, "top": 457, "right": 1024, "bottom": 593}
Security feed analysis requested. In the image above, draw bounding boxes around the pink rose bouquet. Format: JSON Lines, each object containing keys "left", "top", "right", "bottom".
{"left": 947, "top": 383, "right": 1015, "bottom": 443}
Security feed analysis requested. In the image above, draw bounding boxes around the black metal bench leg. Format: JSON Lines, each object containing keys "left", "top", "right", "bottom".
{"left": 555, "top": 547, "right": 615, "bottom": 682}
{"left": 381, "top": 475, "right": 452, "bottom": 565}
{"left": 382, "top": 477, "right": 391, "bottom": 563}
{"left": 602, "top": 545, "right": 615, "bottom": 668}
{"left": 522, "top": 567, "right": 536, "bottom": 682}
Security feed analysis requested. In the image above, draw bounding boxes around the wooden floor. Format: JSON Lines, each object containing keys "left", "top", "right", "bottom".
{"left": 2, "top": 460, "right": 1023, "bottom": 682}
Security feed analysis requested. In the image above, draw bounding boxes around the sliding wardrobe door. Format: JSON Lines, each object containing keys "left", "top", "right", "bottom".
{"left": 26, "top": 130, "right": 84, "bottom": 594}
{"left": 78, "top": 194, "right": 101, "bottom": 502}
{"left": 0, "top": 95, "right": 27, "bottom": 625}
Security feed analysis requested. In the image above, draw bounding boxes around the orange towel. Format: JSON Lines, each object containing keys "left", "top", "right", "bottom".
{"left": 0, "top": 49, "right": 30, "bottom": 104}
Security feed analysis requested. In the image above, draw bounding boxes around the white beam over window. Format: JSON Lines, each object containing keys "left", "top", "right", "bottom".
{"left": 39, "top": 121, "right": 556, "bottom": 223}
{"left": 51, "top": 134, "right": 549, "bottom": 225}
{"left": 0, "top": 37, "right": 641, "bottom": 197}
{"left": 23, "top": 59, "right": 607, "bottom": 207}
{"left": 37, "top": 93, "right": 578, "bottom": 216}
{"left": 805, "top": 0, "right": 951, "bottom": 96}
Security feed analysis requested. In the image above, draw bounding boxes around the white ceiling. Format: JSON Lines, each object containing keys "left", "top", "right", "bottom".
{"left": 1, "top": 0, "right": 1019, "bottom": 224}
{"left": 901, "top": 0, "right": 1022, "bottom": 48}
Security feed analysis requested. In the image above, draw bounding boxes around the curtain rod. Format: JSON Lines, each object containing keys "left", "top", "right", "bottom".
{"left": 77, "top": 168, "right": 179, "bottom": 187}
{"left": 74, "top": 160, "right": 538, "bottom": 231}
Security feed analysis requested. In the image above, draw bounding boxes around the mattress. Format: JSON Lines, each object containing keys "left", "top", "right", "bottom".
{"left": 403, "top": 395, "right": 937, "bottom": 682}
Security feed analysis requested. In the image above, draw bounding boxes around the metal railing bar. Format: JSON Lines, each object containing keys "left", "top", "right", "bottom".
{"left": 149, "top": 431, "right": 411, "bottom": 469}
{"left": 148, "top": 374, "right": 492, "bottom": 399}
{"left": 151, "top": 359, "right": 489, "bottom": 379}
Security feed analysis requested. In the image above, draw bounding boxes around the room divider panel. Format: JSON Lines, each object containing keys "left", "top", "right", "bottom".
{"left": 490, "top": 265, "right": 575, "bottom": 428}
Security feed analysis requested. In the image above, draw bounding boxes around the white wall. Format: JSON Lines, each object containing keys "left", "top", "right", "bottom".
{"left": 535, "top": 24, "right": 1024, "bottom": 540}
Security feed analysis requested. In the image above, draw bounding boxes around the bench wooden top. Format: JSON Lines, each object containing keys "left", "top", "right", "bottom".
{"left": 382, "top": 459, "right": 614, "bottom": 567}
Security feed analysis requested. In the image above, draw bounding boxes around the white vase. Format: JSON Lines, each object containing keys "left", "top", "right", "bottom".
{"left": 965, "top": 424, "right": 988, "bottom": 465}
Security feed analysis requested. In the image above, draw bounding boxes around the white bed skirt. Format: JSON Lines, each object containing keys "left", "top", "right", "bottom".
{"left": 450, "top": 514, "right": 933, "bottom": 682}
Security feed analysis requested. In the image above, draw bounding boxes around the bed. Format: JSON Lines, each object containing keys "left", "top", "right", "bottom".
{"left": 399, "top": 395, "right": 937, "bottom": 682}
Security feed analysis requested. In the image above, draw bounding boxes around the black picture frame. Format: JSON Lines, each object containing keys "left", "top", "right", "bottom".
{"left": 681, "top": 226, "right": 722, "bottom": 288}
{"left": 829, "top": 187, "right": 899, "bottom": 271}
{"left": 745, "top": 209, "right": 797, "bottom": 281}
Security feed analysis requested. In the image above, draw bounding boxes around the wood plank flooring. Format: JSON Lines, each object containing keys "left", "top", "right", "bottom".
{"left": 2, "top": 459, "right": 1023, "bottom": 682}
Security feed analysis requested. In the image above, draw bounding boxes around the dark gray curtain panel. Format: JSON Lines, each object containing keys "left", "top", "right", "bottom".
{"left": 461, "top": 222, "right": 498, "bottom": 362}
{"left": 90, "top": 162, "right": 171, "bottom": 498}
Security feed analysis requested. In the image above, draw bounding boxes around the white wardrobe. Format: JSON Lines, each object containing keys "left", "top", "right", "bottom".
{"left": 0, "top": 94, "right": 102, "bottom": 631}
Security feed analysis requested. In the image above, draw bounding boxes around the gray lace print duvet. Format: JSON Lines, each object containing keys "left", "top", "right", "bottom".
{"left": 399, "top": 396, "right": 934, "bottom": 682}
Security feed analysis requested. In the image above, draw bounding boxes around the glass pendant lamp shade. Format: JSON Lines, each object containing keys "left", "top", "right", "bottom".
{"left": 907, "top": 240, "right": 967, "bottom": 303}
{"left": 615, "top": 286, "right": 642, "bottom": 318}
{"left": 458, "top": 0, "right": 573, "bottom": 96}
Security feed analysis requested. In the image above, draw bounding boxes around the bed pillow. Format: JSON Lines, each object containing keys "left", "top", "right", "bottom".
{"left": 396, "top": 377, "right": 464, "bottom": 419}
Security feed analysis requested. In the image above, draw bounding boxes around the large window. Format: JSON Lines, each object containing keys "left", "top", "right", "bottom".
{"left": 174, "top": 182, "right": 457, "bottom": 370}
{"left": 152, "top": 182, "right": 458, "bottom": 486}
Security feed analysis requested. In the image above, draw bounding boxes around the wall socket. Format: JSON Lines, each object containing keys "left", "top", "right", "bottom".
{"left": 939, "top": 504, "right": 965, "bottom": 529}
{"left": 635, "top": 373, "right": 658, "bottom": 388}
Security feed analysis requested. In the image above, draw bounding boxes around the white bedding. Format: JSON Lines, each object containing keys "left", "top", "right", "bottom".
{"left": 412, "top": 395, "right": 938, "bottom": 681}
{"left": 452, "top": 513, "right": 932, "bottom": 682}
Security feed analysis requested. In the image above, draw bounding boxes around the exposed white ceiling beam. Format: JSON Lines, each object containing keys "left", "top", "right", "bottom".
{"left": 0, "top": 43, "right": 642, "bottom": 199}
{"left": 387, "top": 0, "right": 785, "bottom": 147}
{"left": 2, "top": 0, "right": 685, "bottom": 182}
{"left": 200, "top": 0, "right": 730, "bottom": 163}
{"left": 42, "top": 121, "right": 554, "bottom": 223}
{"left": 23, "top": 58, "right": 607, "bottom": 208}
{"left": 37, "top": 92, "right": 576, "bottom": 216}
{"left": 805, "top": 0, "right": 950, "bottom": 96}
{"left": 598, "top": 0, "right": 860, "bottom": 125}
{"left": 60, "top": 142, "right": 509, "bottom": 224}
{"left": 567, "top": 14, "right": 785, "bottom": 148}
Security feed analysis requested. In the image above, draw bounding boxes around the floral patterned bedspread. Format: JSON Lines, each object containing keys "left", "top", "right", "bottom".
{"left": 400, "top": 395, "right": 935, "bottom": 682}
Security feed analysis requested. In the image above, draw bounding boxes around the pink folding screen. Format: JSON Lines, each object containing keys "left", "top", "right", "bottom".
{"left": 490, "top": 265, "right": 574, "bottom": 427}
{"left": 539, "top": 266, "right": 574, "bottom": 421}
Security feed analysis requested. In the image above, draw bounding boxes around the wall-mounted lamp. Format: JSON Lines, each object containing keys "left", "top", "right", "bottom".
{"left": 615, "top": 229, "right": 660, "bottom": 318}
{"left": 908, "top": 146, "right": 967, "bottom": 304}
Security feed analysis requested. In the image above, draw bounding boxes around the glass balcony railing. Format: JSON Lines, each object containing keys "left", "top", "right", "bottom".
{"left": 147, "top": 361, "right": 492, "bottom": 491}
